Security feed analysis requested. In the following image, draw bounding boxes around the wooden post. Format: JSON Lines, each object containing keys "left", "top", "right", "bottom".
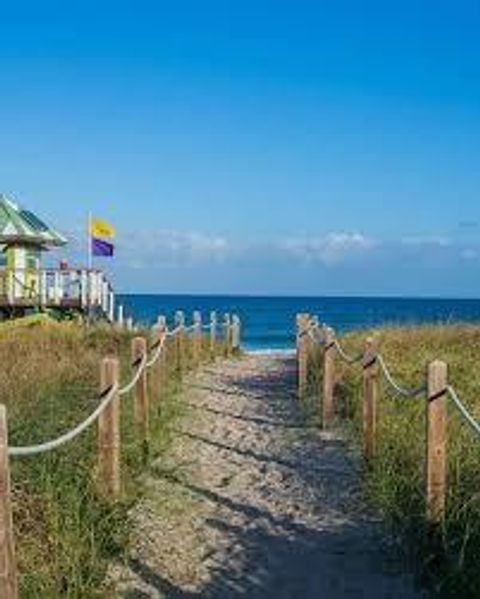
{"left": 223, "top": 313, "right": 231, "bottom": 357}
{"left": 210, "top": 311, "right": 217, "bottom": 360}
{"left": 363, "top": 337, "right": 378, "bottom": 461}
{"left": 231, "top": 314, "right": 241, "bottom": 352}
{"left": 169, "top": 319, "right": 177, "bottom": 374}
{"left": 97, "top": 357, "right": 120, "bottom": 500}
{"left": 174, "top": 311, "right": 185, "bottom": 376}
{"left": 132, "top": 337, "right": 149, "bottom": 450}
{"left": 155, "top": 316, "right": 167, "bottom": 402}
{"left": 193, "top": 311, "right": 202, "bottom": 368}
{"left": 306, "top": 316, "right": 315, "bottom": 381}
{"left": 117, "top": 305, "right": 124, "bottom": 328}
{"left": 314, "top": 323, "right": 324, "bottom": 405}
{"left": 296, "top": 313, "right": 309, "bottom": 400}
{"left": 164, "top": 323, "right": 171, "bottom": 391}
{"left": 322, "top": 326, "right": 336, "bottom": 428}
{"left": 0, "top": 405, "right": 18, "bottom": 599}
{"left": 426, "top": 360, "right": 447, "bottom": 525}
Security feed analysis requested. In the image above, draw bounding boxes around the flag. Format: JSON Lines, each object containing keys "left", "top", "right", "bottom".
{"left": 92, "top": 237, "right": 114, "bottom": 257}
{"left": 90, "top": 218, "right": 115, "bottom": 239}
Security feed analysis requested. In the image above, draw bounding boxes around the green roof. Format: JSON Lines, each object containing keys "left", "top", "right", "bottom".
{"left": 0, "top": 194, "right": 67, "bottom": 248}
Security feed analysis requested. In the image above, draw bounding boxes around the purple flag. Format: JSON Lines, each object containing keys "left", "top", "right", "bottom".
{"left": 92, "top": 237, "right": 114, "bottom": 257}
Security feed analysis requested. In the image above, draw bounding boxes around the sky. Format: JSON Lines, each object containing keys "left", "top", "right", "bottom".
{"left": 1, "top": 0, "right": 480, "bottom": 296}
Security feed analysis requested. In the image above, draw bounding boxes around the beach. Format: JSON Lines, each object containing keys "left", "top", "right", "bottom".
{"left": 108, "top": 352, "right": 424, "bottom": 598}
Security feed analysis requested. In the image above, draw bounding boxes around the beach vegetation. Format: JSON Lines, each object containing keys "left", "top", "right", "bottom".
{"left": 0, "top": 317, "right": 219, "bottom": 597}
{"left": 332, "top": 325, "right": 480, "bottom": 598}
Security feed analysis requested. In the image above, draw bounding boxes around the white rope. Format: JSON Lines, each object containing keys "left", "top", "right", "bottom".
{"left": 447, "top": 385, "right": 480, "bottom": 437}
{"left": 166, "top": 326, "right": 182, "bottom": 337}
{"left": 306, "top": 327, "right": 325, "bottom": 346}
{"left": 377, "top": 354, "right": 426, "bottom": 398}
{"left": 301, "top": 321, "right": 424, "bottom": 397}
{"left": 118, "top": 352, "right": 148, "bottom": 396}
{"left": 9, "top": 339, "right": 154, "bottom": 457}
{"left": 333, "top": 339, "right": 364, "bottom": 364}
{"left": 9, "top": 383, "right": 119, "bottom": 457}
{"left": 8, "top": 313, "right": 220, "bottom": 457}
{"left": 146, "top": 335, "right": 166, "bottom": 369}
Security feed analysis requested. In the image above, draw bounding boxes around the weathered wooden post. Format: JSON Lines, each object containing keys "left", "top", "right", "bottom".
{"left": 117, "top": 304, "right": 124, "bottom": 328}
{"left": 224, "top": 313, "right": 233, "bottom": 356}
{"left": 308, "top": 315, "right": 318, "bottom": 391}
{"left": 126, "top": 317, "right": 133, "bottom": 331}
{"left": 210, "top": 311, "right": 217, "bottom": 360}
{"left": 296, "top": 313, "right": 309, "bottom": 400}
{"left": 426, "top": 360, "right": 447, "bottom": 525}
{"left": 228, "top": 314, "right": 234, "bottom": 354}
{"left": 231, "top": 314, "right": 241, "bottom": 352}
{"left": 132, "top": 337, "right": 149, "bottom": 452}
{"left": 97, "top": 357, "right": 121, "bottom": 500}
{"left": 174, "top": 311, "right": 185, "bottom": 376}
{"left": 313, "top": 321, "right": 324, "bottom": 405}
{"left": 322, "top": 326, "right": 336, "bottom": 428}
{"left": 193, "top": 311, "right": 202, "bottom": 368}
{"left": 155, "top": 316, "right": 167, "bottom": 402}
{"left": 169, "top": 318, "right": 177, "bottom": 374}
{"left": 0, "top": 405, "right": 18, "bottom": 599}
{"left": 363, "top": 337, "right": 378, "bottom": 461}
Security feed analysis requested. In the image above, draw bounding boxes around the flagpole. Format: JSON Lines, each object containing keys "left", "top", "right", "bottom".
{"left": 87, "top": 211, "right": 92, "bottom": 270}
{"left": 86, "top": 211, "right": 92, "bottom": 323}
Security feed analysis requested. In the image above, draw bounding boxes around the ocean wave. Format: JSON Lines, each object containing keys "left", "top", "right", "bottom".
{"left": 245, "top": 348, "right": 295, "bottom": 356}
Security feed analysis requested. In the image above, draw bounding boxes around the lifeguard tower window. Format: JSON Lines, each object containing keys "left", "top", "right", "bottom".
{"left": 26, "top": 252, "right": 38, "bottom": 269}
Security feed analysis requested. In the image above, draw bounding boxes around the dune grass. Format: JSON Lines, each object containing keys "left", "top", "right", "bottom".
{"left": 0, "top": 318, "right": 221, "bottom": 597}
{"left": 311, "top": 324, "right": 480, "bottom": 598}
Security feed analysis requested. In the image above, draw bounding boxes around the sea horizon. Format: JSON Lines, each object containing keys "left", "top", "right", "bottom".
{"left": 118, "top": 291, "right": 480, "bottom": 301}
{"left": 117, "top": 294, "right": 480, "bottom": 351}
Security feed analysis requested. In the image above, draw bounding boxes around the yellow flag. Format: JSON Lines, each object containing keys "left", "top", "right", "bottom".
{"left": 91, "top": 218, "right": 115, "bottom": 239}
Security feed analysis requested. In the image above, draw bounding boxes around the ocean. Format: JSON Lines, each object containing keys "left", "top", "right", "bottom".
{"left": 117, "top": 295, "right": 480, "bottom": 351}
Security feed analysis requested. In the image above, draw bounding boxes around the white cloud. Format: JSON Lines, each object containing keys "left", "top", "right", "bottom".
{"left": 281, "top": 232, "right": 376, "bottom": 264}
{"left": 117, "top": 229, "right": 230, "bottom": 269}
{"left": 58, "top": 224, "right": 480, "bottom": 279}
{"left": 400, "top": 235, "right": 451, "bottom": 247}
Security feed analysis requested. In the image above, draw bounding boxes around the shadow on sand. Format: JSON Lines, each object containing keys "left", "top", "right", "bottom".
{"left": 123, "top": 356, "right": 422, "bottom": 599}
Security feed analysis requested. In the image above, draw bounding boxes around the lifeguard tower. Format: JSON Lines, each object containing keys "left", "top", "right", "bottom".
{"left": 0, "top": 194, "right": 115, "bottom": 320}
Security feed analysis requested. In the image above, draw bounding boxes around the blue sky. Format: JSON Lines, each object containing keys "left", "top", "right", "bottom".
{"left": 1, "top": 1, "right": 480, "bottom": 296}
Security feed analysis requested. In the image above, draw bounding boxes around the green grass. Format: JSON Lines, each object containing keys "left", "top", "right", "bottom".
{"left": 0, "top": 319, "right": 224, "bottom": 597}
{"left": 309, "top": 324, "right": 480, "bottom": 598}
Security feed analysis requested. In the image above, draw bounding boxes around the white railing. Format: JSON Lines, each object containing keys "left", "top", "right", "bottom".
{"left": 0, "top": 268, "right": 115, "bottom": 320}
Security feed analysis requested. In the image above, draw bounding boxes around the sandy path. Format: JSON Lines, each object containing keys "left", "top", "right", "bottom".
{"left": 109, "top": 353, "right": 425, "bottom": 598}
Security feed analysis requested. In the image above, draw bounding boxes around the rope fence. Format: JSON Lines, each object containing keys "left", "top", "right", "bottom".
{"left": 376, "top": 354, "right": 427, "bottom": 398}
{"left": 0, "top": 309, "right": 242, "bottom": 598}
{"left": 296, "top": 311, "right": 480, "bottom": 534}
{"left": 332, "top": 338, "right": 364, "bottom": 365}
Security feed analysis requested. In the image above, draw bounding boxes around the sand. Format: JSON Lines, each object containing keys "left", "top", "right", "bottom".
{"left": 108, "top": 353, "right": 426, "bottom": 598}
